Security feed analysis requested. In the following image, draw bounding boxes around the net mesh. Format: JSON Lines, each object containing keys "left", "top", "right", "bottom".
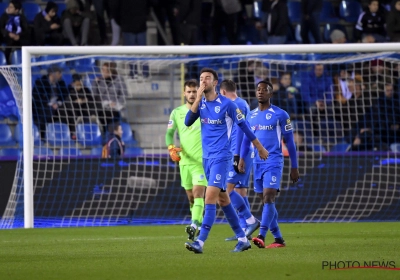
{"left": 0, "top": 51, "right": 399, "bottom": 228}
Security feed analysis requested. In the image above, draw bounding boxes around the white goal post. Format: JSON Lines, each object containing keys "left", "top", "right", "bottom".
{"left": 21, "top": 43, "right": 400, "bottom": 228}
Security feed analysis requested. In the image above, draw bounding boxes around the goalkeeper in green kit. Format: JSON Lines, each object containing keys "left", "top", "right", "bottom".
{"left": 165, "top": 80, "right": 207, "bottom": 241}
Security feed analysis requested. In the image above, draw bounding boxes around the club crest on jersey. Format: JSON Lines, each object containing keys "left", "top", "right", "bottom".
{"left": 215, "top": 106, "right": 220, "bottom": 113}
{"left": 200, "top": 103, "right": 206, "bottom": 109}
{"left": 199, "top": 174, "right": 204, "bottom": 180}
{"left": 286, "top": 119, "right": 291, "bottom": 124}
{"left": 272, "top": 176, "right": 276, "bottom": 182}
{"left": 266, "top": 113, "right": 272, "bottom": 120}
{"left": 167, "top": 120, "right": 173, "bottom": 128}
{"left": 216, "top": 174, "right": 221, "bottom": 180}
{"left": 229, "top": 171, "right": 234, "bottom": 177}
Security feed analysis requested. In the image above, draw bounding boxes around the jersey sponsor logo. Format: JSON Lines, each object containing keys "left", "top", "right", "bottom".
{"left": 236, "top": 108, "right": 244, "bottom": 121}
{"left": 285, "top": 124, "right": 293, "bottom": 131}
{"left": 167, "top": 120, "right": 173, "bottom": 128}
{"left": 252, "top": 124, "right": 274, "bottom": 131}
{"left": 216, "top": 174, "right": 221, "bottom": 180}
{"left": 266, "top": 113, "right": 272, "bottom": 120}
{"left": 201, "top": 118, "right": 223, "bottom": 124}
{"left": 215, "top": 106, "right": 220, "bottom": 113}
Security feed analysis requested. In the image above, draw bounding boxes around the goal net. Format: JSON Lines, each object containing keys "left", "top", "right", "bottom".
{"left": 0, "top": 45, "right": 399, "bottom": 228}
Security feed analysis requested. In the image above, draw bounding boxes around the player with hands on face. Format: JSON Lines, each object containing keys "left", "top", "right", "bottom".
{"left": 184, "top": 68, "right": 268, "bottom": 254}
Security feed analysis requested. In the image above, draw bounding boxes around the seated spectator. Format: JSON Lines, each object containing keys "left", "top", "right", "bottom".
{"left": 300, "top": 64, "right": 333, "bottom": 111}
{"left": 91, "top": 62, "right": 128, "bottom": 131}
{"left": 333, "top": 70, "right": 365, "bottom": 133}
{"left": 62, "top": 0, "right": 90, "bottom": 46}
{"left": 33, "top": 1, "right": 63, "bottom": 46}
{"left": 0, "top": 1, "right": 30, "bottom": 64}
{"left": 65, "top": 73, "right": 97, "bottom": 138}
{"left": 235, "top": 60, "right": 261, "bottom": 105}
{"left": 330, "top": 29, "right": 347, "bottom": 44}
{"left": 273, "top": 72, "right": 299, "bottom": 119}
{"left": 306, "top": 99, "right": 338, "bottom": 142}
{"left": 32, "top": 66, "right": 69, "bottom": 138}
{"left": 349, "top": 81, "right": 399, "bottom": 151}
{"left": 333, "top": 65, "right": 363, "bottom": 105}
{"left": 355, "top": 0, "right": 386, "bottom": 43}
{"left": 386, "top": 0, "right": 400, "bottom": 42}
{"left": 255, "top": 0, "right": 289, "bottom": 45}
{"left": 102, "top": 122, "right": 125, "bottom": 158}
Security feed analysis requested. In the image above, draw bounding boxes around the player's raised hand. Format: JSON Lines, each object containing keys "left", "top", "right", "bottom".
{"left": 196, "top": 83, "right": 206, "bottom": 101}
{"left": 168, "top": 145, "right": 182, "bottom": 162}
{"left": 258, "top": 146, "right": 269, "bottom": 160}
{"left": 238, "top": 158, "right": 245, "bottom": 173}
{"left": 290, "top": 168, "right": 299, "bottom": 183}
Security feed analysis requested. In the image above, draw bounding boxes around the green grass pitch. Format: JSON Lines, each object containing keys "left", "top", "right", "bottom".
{"left": 0, "top": 222, "right": 399, "bottom": 280}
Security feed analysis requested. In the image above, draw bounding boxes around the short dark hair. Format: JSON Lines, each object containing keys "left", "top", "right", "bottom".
{"left": 368, "top": 0, "right": 378, "bottom": 5}
{"left": 72, "top": 73, "right": 82, "bottom": 82}
{"left": 108, "top": 122, "right": 121, "bottom": 134}
{"left": 183, "top": 79, "right": 198, "bottom": 89}
{"left": 257, "top": 80, "right": 273, "bottom": 93}
{"left": 45, "top": 1, "right": 58, "bottom": 14}
{"left": 220, "top": 79, "right": 237, "bottom": 92}
{"left": 10, "top": 1, "right": 22, "bottom": 11}
{"left": 48, "top": 65, "right": 62, "bottom": 74}
{"left": 200, "top": 67, "right": 218, "bottom": 81}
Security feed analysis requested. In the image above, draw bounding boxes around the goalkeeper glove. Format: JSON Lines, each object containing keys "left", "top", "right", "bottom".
{"left": 233, "top": 155, "right": 240, "bottom": 173}
{"left": 168, "top": 144, "right": 182, "bottom": 162}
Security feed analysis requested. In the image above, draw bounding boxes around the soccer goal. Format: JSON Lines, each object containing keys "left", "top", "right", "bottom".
{"left": 0, "top": 44, "right": 399, "bottom": 229}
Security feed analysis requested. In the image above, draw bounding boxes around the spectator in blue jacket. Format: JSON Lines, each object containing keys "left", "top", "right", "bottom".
{"left": 300, "top": 64, "right": 333, "bottom": 111}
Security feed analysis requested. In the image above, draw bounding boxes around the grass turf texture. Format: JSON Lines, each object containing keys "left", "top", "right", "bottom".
{"left": 0, "top": 222, "right": 399, "bottom": 280}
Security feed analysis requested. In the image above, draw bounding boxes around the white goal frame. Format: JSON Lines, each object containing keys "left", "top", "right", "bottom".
{"left": 22, "top": 43, "right": 400, "bottom": 228}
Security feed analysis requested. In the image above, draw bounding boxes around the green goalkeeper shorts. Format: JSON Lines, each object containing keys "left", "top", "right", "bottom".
{"left": 179, "top": 164, "right": 208, "bottom": 190}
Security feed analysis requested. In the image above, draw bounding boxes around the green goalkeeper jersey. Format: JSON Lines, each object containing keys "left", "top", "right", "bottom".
{"left": 166, "top": 105, "right": 203, "bottom": 166}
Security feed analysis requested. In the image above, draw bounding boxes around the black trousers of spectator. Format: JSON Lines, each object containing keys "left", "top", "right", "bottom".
{"left": 35, "top": 31, "right": 64, "bottom": 46}
{"left": 153, "top": 2, "right": 179, "bottom": 45}
{"left": 179, "top": 24, "right": 198, "bottom": 45}
{"left": 301, "top": 12, "right": 321, "bottom": 44}
{"left": 212, "top": 6, "right": 238, "bottom": 45}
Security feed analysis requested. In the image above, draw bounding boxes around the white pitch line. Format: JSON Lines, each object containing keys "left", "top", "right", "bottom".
{"left": 1, "top": 236, "right": 182, "bottom": 243}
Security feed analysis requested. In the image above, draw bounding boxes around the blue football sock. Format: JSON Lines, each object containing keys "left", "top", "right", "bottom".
{"left": 197, "top": 204, "right": 216, "bottom": 242}
{"left": 222, "top": 203, "right": 246, "bottom": 238}
{"left": 243, "top": 196, "right": 251, "bottom": 211}
{"left": 229, "top": 191, "right": 251, "bottom": 220}
{"left": 260, "top": 202, "right": 275, "bottom": 237}
{"left": 269, "top": 208, "right": 282, "bottom": 239}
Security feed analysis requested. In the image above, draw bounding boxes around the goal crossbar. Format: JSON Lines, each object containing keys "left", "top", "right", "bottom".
{"left": 21, "top": 43, "right": 400, "bottom": 228}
